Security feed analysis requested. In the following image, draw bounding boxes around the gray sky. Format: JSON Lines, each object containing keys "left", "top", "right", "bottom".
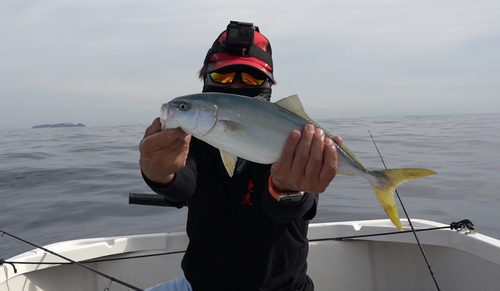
{"left": 1, "top": 0, "right": 499, "bottom": 129}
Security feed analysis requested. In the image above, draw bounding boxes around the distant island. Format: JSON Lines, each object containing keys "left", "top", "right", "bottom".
{"left": 32, "top": 123, "right": 86, "bottom": 129}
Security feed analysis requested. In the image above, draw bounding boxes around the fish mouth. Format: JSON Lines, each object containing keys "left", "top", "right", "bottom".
{"left": 160, "top": 103, "right": 175, "bottom": 131}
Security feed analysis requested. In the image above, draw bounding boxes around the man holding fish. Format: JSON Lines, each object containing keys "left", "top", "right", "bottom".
{"left": 139, "top": 21, "right": 340, "bottom": 291}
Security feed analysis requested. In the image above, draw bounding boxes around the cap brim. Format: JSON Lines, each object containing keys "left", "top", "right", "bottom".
{"left": 207, "top": 53, "right": 274, "bottom": 83}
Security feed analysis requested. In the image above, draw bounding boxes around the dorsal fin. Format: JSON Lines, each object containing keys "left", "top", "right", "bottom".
{"left": 274, "top": 95, "right": 367, "bottom": 169}
{"left": 275, "top": 95, "right": 314, "bottom": 123}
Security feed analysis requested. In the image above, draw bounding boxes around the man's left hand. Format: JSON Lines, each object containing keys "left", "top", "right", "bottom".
{"left": 271, "top": 124, "right": 341, "bottom": 194}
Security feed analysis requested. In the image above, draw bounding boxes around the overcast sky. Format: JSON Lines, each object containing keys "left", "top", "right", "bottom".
{"left": 1, "top": 0, "right": 499, "bottom": 129}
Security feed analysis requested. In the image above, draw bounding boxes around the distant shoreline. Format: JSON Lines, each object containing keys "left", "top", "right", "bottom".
{"left": 32, "top": 123, "right": 86, "bottom": 129}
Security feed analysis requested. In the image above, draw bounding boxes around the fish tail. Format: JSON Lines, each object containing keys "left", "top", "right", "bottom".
{"left": 371, "top": 169, "right": 437, "bottom": 230}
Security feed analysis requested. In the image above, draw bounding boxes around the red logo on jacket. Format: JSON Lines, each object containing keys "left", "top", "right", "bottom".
{"left": 241, "top": 180, "right": 254, "bottom": 205}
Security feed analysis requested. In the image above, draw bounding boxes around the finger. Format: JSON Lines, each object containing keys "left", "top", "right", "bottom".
{"left": 144, "top": 118, "right": 162, "bottom": 138}
{"left": 140, "top": 127, "right": 189, "bottom": 154}
{"left": 272, "top": 129, "right": 301, "bottom": 175}
{"left": 270, "top": 129, "right": 302, "bottom": 192}
{"left": 163, "top": 134, "right": 191, "bottom": 166}
{"left": 289, "top": 124, "right": 315, "bottom": 182}
{"left": 318, "top": 137, "right": 338, "bottom": 191}
{"left": 333, "top": 135, "right": 343, "bottom": 145}
{"left": 304, "top": 127, "right": 325, "bottom": 187}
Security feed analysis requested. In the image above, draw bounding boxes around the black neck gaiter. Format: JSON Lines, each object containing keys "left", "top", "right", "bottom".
{"left": 202, "top": 85, "right": 272, "bottom": 101}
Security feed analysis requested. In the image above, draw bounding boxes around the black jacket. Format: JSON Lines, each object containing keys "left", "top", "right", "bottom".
{"left": 145, "top": 137, "right": 318, "bottom": 291}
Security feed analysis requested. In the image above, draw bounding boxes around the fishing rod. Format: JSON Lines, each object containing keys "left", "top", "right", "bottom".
{"left": 368, "top": 130, "right": 441, "bottom": 291}
{"left": 0, "top": 229, "right": 143, "bottom": 291}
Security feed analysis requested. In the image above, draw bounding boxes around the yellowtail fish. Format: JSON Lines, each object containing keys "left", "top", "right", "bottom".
{"left": 160, "top": 93, "right": 436, "bottom": 229}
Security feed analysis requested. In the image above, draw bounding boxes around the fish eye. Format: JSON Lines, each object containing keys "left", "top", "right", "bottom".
{"left": 178, "top": 102, "right": 189, "bottom": 111}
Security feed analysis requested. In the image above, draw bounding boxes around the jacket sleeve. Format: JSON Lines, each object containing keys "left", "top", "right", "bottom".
{"left": 261, "top": 174, "right": 319, "bottom": 224}
{"left": 142, "top": 155, "right": 197, "bottom": 208}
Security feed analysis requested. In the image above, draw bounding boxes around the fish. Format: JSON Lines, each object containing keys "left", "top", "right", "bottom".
{"left": 160, "top": 93, "right": 436, "bottom": 230}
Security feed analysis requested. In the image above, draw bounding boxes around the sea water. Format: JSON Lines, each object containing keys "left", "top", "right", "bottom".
{"left": 1, "top": 113, "right": 499, "bottom": 258}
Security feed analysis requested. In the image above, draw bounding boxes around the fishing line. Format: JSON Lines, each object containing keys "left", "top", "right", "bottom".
{"left": 368, "top": 130, "right": 441, "bottom": 291}
{"left": 0, "top": 229, "right": 143, "bottom": 291}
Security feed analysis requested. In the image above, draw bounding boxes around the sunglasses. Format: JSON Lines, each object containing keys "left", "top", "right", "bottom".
{"left": 209, "top": 70, "right": 268, "bottom": 86}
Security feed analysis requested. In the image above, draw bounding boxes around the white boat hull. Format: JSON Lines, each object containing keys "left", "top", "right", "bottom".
{"left": 2, "top": 219, "right": 500, "bottom": 291}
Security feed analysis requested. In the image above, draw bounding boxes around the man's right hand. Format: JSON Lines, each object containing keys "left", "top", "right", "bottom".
{"left": 139, "top": 118, "right": 191, "bottom": 184}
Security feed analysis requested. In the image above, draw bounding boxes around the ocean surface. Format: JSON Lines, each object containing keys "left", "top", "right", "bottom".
{"left": 1, "top": 113, "right": 500, "bottom": 259}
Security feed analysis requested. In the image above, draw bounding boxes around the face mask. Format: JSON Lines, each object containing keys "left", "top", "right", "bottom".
{"left": 202, "top": 85, "right": 272, "bottom": 101}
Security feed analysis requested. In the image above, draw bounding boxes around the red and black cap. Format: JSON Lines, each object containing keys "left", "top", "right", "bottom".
{"left": 203, "top": 22, "right": 275, "bottom": 84}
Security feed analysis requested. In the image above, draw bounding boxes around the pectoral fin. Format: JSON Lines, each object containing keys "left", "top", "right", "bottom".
{"left": 220, "top": 150, "right": 238, "bottom": 177}
{"left": 220, "top": 120, "right": 249, "bottom": 134}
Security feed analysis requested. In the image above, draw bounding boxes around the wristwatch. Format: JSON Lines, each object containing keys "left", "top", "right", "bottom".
{"left": 277, "top": 191, "right": 305, "bottom": 203}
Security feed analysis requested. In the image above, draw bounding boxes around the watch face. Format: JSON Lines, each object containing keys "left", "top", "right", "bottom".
{"left": 278, "top": 193, "right": 304, "bottom": 203}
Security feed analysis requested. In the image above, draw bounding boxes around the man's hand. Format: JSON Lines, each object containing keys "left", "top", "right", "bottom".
{"left": 139, "top": 118, "right": 191, "bottom": 184}
{"left": 271, "top": 124, "right": 341, "bottom": 194}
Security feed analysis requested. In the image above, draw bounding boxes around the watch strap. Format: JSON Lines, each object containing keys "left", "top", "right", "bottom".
{"left": 268, "top": 174, "right": 305, "bottom": 202}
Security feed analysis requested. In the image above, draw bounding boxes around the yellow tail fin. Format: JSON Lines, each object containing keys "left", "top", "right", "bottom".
{"left": 371, "top": 169, "right": 437, "bottom": 230}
